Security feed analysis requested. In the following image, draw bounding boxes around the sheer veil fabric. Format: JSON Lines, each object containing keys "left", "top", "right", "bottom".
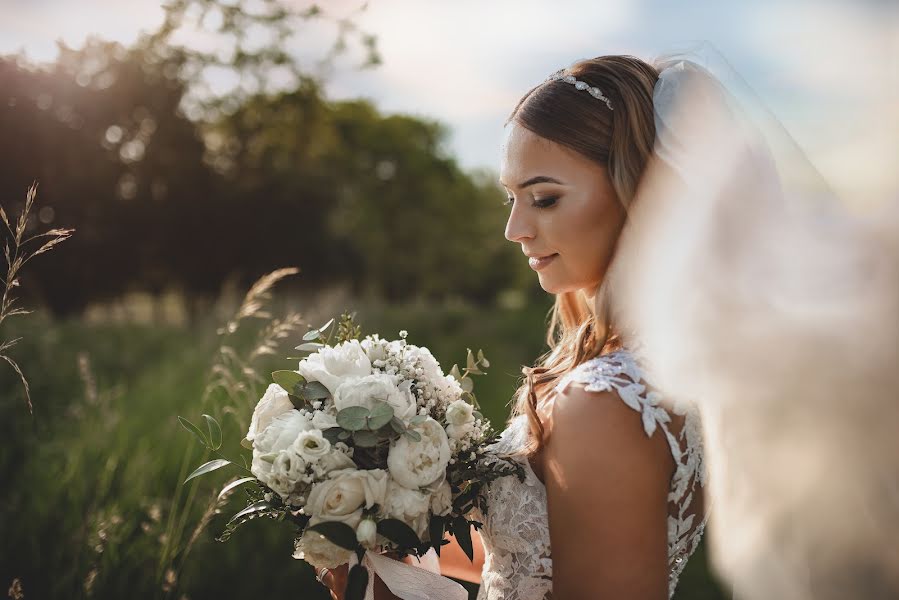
{"left": 611, "top": 41, "right": 899, "bottom": 599}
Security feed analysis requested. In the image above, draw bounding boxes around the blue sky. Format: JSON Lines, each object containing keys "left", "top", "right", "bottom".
{"left": 1, "top": 0, "right": 896, "bottom": 204}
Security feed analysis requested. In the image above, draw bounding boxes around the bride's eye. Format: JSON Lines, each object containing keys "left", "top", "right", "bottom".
{"left": 534, "top": 196, "right": 558, "bottom": 209}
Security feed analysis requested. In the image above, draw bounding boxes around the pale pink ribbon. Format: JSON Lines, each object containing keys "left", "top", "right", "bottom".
{"left": 347, "top": 548, "right": 468, "bottom": 600}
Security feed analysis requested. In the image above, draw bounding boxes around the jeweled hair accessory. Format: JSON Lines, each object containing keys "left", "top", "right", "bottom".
{"left": 545, "top": 69, "right": 614, "bottom": 111}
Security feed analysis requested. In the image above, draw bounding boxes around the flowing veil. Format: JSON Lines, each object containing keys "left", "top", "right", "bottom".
{"left": 608, "top": 42, "right": 899, "bottom": 599}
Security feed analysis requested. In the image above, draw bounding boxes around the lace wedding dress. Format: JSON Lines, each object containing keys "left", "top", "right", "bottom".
{"left": 475, "top": 349, "right": 709, "bottom": 599}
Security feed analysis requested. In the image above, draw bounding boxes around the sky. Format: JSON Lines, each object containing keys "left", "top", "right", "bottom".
{"left": 1, "top": 0, "right": 896, "bottom": 205}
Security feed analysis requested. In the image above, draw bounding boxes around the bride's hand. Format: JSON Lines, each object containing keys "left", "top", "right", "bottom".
{"left": 317, "top": 554, "right": 406, "bottom": 600}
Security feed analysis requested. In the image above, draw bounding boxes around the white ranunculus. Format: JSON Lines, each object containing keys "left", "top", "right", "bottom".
{"left": 293, "top": 429, "right": 331, "bottom": 462}
{"left": 445, "top": 399, "right": 474, "bottom": 426}
{"left": 387, "top": 417, "right": 451, "bottom": 489}
{"left": 430, "top": 479, "right": 452, "bottom": 517}
{"left": 297, "top": 339, "right": 372, "bottom": 396}
{"left": 246, "top": 383, "right": 293, "bottom": 443}
{"left": 333, "top": 374, "right": 417, "bottom": 421}
{"left": 293, "top": 530, "right": 353, "bottom": 569}
{"left": 306, "top": 469, "right": 389, "bottom": 529}
{"left": 356, "top": 518, "right": 378, "bottom": 548}
{"left": 383, "top": 478, "right": 430, "bottom": 538}
{"left": 311, "top": 409, "right": 338, "bottom": 430}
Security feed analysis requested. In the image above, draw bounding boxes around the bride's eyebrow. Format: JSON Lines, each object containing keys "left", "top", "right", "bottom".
{"left": 499, "top": 175, "right": 565, "bottom": 190}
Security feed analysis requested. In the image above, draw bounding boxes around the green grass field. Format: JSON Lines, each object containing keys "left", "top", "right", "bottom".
{"left": 0, "top": 290, "right": 730, "bottom": 599}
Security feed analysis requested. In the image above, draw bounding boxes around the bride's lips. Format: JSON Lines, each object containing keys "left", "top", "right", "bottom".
{"left": 528, "top": 253, "right": 558, "bottom": 271}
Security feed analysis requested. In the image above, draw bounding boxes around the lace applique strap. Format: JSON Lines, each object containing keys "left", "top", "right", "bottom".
{"left": 553, "top": 350, "right": 674, "bottom": 439}
{"left": 552, "top": 350, "right": 709, "bottom": 599}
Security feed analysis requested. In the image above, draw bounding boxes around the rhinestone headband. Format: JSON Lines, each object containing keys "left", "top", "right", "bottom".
{"left": 545, "top": 69, "right": 614, "bottom": 111}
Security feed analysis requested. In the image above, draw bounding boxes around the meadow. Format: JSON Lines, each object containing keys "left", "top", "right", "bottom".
{"left": 1, "top": 278, "right": 729, "bottom": 599}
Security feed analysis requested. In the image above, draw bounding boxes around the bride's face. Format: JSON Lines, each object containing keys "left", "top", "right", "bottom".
{"left": 500, "top": 122, "right": 626, "bottom": 297}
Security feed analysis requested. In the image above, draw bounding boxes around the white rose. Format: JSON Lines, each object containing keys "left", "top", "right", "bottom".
{"left": 306, "top": 469, "right": 389, "bottom": 529}
{"left": 446, "top": 422, "right": 474, "bottom": 440}
{"left": 293, "top": 430, "right": 331, "bottom": 462}
{"left": 387, "top": 417, "right": 451, "bottom": 489}
{"left": 356, "top": 518, "right": 378, "bottom": 548}
{"left": 333, "top": 374, "right": 417, "bottom": 421}
{"left": 246, "top": 383, "right": 293, "bottom": 443}
{"left": 383, "top": 478, "right": 430, "bottom": 538}
{"left": 297, "top": 339, "right": 372, "bottom": 396}
{"left": 311, "top": 409, "right": 338, "bottom": 430}
{"left": 430, "top": 479, "right": 452, "bottom": 517}
{"left": 445, "top": 399, "right": 474, "bottom": 426}
{"left": 318, "top": 449, "right": 356, "bottom": 474}
{"left": 293, "top": 530, "right": 352, "bottom": 569}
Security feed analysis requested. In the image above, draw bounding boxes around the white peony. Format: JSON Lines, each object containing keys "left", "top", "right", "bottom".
{"left": 252, "top": 410, "right": 313, "bottom": 454}
{"left": 306, "top": 468, "right": 389, "bottom": 530}
{"left": 387, "top": 417, "right": 451, "bottom": 489}
{"left": 297, "top": 339, "right": 372, "bottom": 396}
{"left": 383, "top": 478, "right": 430, "bottom": 538}
{"left": 246, "top": 383, "right": 293, "bottom": 443}
{"left": 293, "top": 429, "right": 331, "bottom": 462}
{"left": 333, "top": 374, "right": 417, "bottom": 422}
{"left": 362, "top": 336, "right": 388, "bottom": 362}
{"left": 445, "top": 399, "right": 474, "bottom": 426}
{"left": 429, "top": 479, "right": 453, "bottom": 517}
{"left": 250, "top": 410, "right": 314, "bottom": 500}
{"left": 293, "top": 530, "right": 353, "bottom": 569}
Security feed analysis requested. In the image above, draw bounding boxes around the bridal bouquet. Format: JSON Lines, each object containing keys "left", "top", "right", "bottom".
{"left": 179, "top": 313, "right": 521, "bottom": 599}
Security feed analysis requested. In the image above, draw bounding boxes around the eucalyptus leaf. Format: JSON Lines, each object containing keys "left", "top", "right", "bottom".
{"left": 404, "top": 429, "right": 422, "bottom": 442}
{"left": 376, "top": 518, "right": 421, "bottom": 549}
{"left": 322, "top": 427, "right": 343, "bottom": 445}
{"left": 477, "top": 349, "right": 490, "bottom": 368}
{"left": 178, "top": 416, "right": 208, "bottom": 447}
{"left": 228, "top": 500, "right": 272, "bottom": 524}
{"left": 302, "top": 329, "right": 323, "bottom": 341}
{"left": 218, "top": 477, "right": 256, "bottom": 500}
{"left": 345, "top": 564, "right": 369, "bottom": 600}
{"left": 466, "top": 348, "right": 478, "bottom": 373}
{"left": 271, "top": 370, "right": 304, "bottom": 392}
{"left": 460, "top": 377, "right": 474, "bottom": 393}
{"left": 367, "top": 401, "right": 394, "bottom": 430}
{"left": 449, "top": 364, "right": 462, "bottom": 381}
{"left": 295, "top": 342, "right": 325, "bottom": 352}
{"left": 184, "top": 459, "right": 231, "bottom": 484}
{"left": 452, "top": 515, "right": 474, "bottom": 562}
{"left": 337, "top": 406, "right": 370, "bottom": 431}
{"left": 353, "top": 430, "right": 379, "bottom": 447}
{"left": 389, "top": 416, "right": 406, "bottom": 434}
{"left": 409, "top": 415, "right": 428, "bottom": 425}
{"left": 338, "top": 430, "right": 352, "bottom": 440}
{"left": 240, "top": 437, "right": 253, "bottom": 449}
{"left": 202, "top": 413, "right": 223, "bottom": 450}
{"left": 472, "top": 411, "right": 484, "bottom": 421}
{"left": 309, "top": 520, "right": 359, "bottom": 551}
{"left": 298, "top": 380, "right": 331, "bottom": 402}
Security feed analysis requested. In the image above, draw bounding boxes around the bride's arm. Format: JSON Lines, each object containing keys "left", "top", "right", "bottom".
{"left": 542, "top": 385, "right": 675, "bottom": 599}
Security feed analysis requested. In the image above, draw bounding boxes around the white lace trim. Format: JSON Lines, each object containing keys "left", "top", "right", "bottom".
{"left": 476, "top": 350, "right": 709, "bottom": 600}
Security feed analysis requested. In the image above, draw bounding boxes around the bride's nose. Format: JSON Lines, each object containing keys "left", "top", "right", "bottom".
{"left": 505, "top": 203, "right": 536, "bottom": 243}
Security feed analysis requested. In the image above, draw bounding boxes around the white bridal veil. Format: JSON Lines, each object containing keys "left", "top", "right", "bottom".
{"left": 609, "top": 42, "right": 899, "bottom": 599}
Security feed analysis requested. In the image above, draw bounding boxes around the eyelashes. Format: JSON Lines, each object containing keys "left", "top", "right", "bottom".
{"left": 503, "top": 196, "right": 559, "bottom": 209}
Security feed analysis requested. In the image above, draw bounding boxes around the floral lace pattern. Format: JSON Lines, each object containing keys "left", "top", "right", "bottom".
{"left": 476, "top": 350, "right": 708, "bottom": 600}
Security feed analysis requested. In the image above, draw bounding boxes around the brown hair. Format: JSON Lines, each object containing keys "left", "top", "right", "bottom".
{"left": 507, "top": 55, "right": 660, "bottom": 454}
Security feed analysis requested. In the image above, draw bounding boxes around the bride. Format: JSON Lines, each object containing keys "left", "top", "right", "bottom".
{"left": 322, "top": 52, "right": 711, "bottom": 600}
